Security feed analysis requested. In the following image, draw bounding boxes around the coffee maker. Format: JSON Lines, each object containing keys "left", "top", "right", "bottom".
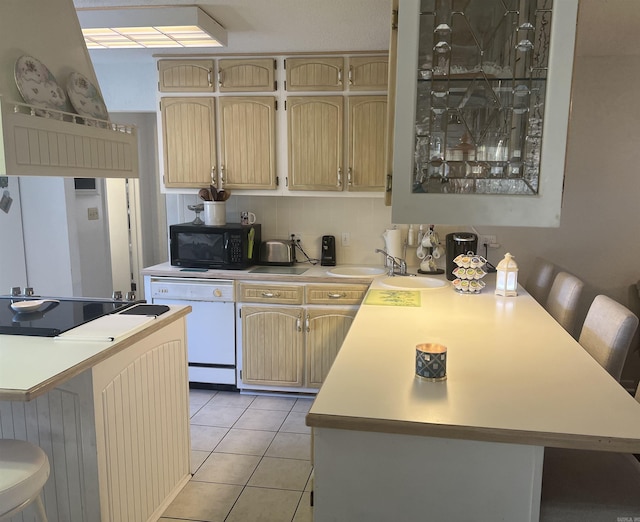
{"left": 445, "top": 232, "right": 478, "bottom": 280}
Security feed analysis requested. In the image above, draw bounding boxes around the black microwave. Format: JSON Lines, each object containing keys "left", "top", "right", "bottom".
{"left": 170, "top": 223, "right": 261, "bottom": 270}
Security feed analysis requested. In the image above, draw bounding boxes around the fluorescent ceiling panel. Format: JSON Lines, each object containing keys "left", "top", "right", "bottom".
{"left": 77, "top": 6, "right": 227, "bottom": 49}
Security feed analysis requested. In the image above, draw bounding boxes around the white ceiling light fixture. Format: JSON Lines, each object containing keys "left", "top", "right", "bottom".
{"left": 77, "top": 6, "right": 227, "bottom": 49}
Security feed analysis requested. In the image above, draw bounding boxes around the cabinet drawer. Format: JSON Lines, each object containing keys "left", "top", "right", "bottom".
{"left": 305, "top": 284, "right": 368, "bottom": 305}
{"left": 158, "top": 59, "right": 214, "bottom": 92}
{"left": 285, "top": 57, "right": 344, "bottom": 91}
{"left": 238, "top": 282, "right": 304, "bottom": 304}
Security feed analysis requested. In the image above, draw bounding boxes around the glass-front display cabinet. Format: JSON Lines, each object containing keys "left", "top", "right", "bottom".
{"left": 391, "top": 0, "right": 578, "bottom": 226}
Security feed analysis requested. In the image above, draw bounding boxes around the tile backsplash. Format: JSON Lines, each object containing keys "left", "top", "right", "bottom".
{"left": 167, "top": 194, "right": 471, "bottom": 270}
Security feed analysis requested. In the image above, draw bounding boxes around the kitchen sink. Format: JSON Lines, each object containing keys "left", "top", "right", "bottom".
{"left": 378, "top": 276, "right": 448, "bottom": 289}
{"left": 327, "top": 266, "right": 386, "bottom": 277}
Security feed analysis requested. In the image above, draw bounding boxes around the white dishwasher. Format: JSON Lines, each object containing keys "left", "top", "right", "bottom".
{"left": 148, "top": 277, "right": 236, "bottom": 386}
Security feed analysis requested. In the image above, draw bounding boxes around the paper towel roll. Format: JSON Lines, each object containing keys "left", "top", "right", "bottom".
{"left": 383, "top": 228, "right": 404, "bottom": 259}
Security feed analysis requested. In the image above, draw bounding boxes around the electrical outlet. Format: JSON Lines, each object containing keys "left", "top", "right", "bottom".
{"left": 479, "top": 234, "right": 497, "bottom": 248}
{"left": 341, "top": 232, "right": 351, "bottom": 247}
{"left": 87, "top": 207, "right": 99, "bottom": 221}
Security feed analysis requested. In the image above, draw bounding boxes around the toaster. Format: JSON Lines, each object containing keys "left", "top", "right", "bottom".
{"left": 259, "top": 240, "right": 295, "bottom": 266}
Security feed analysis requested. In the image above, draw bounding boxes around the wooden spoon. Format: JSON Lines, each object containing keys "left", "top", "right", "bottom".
{"left": 198, "top": 188, "right": 212, "bottom": 201}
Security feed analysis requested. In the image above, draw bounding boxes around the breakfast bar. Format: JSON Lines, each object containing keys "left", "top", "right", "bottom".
{"left": 0, "top": 304, "right": 191, "bottom": 522}
{"left": 307, "top": 276, "right": 640, "bottom": 521}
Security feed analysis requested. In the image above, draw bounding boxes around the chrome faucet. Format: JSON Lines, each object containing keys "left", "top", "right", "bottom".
{"left": 375, "top": 249, "right": 407, "bottom": 276}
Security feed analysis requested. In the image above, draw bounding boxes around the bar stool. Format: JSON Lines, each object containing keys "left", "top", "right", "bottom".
{"left": 0, "top": 439, "right": 50, "bottom": 521}
{"left": 578, "top": 295, "right": 639, "bottom": 382}
{"left": 525, "top": 257, "right": 556, "bottom": 304}
{"left": 545, "top": 272, "right": 584, "bottom": 335}
{"left": 540, "top": 383, "right": 640, "bottom": 521}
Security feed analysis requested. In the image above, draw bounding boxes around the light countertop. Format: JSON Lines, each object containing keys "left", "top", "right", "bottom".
{"left": 307, "top": 275, "right": 640, "bottom": 452}
{"left": 0, "top": 305, "right": 190, "bottom": 401}
{"left": 142, "top": 261, "right": 385, "bottom": 285}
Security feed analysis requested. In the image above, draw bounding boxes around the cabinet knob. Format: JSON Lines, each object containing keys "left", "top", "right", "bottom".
{"left": 327, "top": 293, "right": 346, "bottom": 299}
{"left": 261, "top": 291, "right": 280, "bottom": 298}
{"left": 214, "top": 289, "right": 222, "bottom": 298}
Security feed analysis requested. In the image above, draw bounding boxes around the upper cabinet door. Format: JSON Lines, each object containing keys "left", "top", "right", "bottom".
{"left": 286, "top": 57, "right": 344, "bottom": 91}
{"left": 348, "top": 56, "right": 389, "bottom": 91}
{"left": 218, "top": 59, "right": 276, "bottom": 92}
{"left": 348, "top": 96, "right": 387, "bottom": 191}
{"left": 161, "top": 97, "right": 216, "bottom": 188}
{"left": 158, "top": 60, "right": 214, "bottom": 92}
{"left": 219, "top": 97, "right": 277, "bottom": 190}
{"left": 287, "top": 96, "right": 343, "bottom": 190}
{"left": 391, "top": 0, "right": 578, "bottom": 227}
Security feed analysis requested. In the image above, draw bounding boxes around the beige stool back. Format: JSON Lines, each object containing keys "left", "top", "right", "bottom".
{"left": 525, "top": 257, "right": 556, "bottom": 304}
{"left": 545, "top": 272, "right": 584, "bottom": 335}
{"left": 0, "top": 439, "right": 50, "bottom": 521}
{"left": 578, "top": 295, "right": 639, "bottom": 382}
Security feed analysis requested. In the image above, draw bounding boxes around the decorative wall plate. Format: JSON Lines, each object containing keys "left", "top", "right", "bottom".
{"left": 66, "top": 71, "right": 109, "bottom": 121}
{"left": 14, "top": 55, "right": 68, "bottom": 114}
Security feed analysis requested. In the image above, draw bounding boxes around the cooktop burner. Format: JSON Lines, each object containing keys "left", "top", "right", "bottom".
{"left": 0, "top": 297, "right": 135, "bottom": 337}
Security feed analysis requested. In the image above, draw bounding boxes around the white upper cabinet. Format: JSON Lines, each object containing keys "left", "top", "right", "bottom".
{"left": 391, "top": 0, "right": 578, "bottom": 227}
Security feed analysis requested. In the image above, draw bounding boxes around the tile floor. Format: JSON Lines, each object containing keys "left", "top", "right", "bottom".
{"left": 160, "top": 389, "right": 314, "bottom": 522}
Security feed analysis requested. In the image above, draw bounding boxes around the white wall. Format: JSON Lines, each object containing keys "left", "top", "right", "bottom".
{"left": 0, "top": 177, "right": 27, "bottom": 292}
{"left": 20, "top": 177, "right": 79, "bottom": 296}
{"left": 72, "top": 179, "right": 113, "bottom": 297}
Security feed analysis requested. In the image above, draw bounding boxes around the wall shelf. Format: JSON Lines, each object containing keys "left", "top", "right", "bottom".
{"left": 0, "top": 97, "right": 138, "bottom": 179}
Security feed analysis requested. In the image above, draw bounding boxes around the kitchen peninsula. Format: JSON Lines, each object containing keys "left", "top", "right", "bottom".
{"left": 0, "top": 304, "right": 191, "bottom": 522}
{"left": 307, "top": 276, "right": 640, "bottom": 521}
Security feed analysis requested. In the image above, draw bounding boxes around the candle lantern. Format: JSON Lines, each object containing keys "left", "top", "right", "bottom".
{"left": 495, "top": 252, "right": 518, "bottom": 297}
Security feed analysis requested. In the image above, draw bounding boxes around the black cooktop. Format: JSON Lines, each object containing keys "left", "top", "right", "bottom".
{"left": 0, "top": 297, "right": 135, "bottom": 337}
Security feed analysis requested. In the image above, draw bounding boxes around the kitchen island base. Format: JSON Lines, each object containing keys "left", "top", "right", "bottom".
{"left": 313, "top": 427, "right": 543, "bottom": 522}
{"left": 0, "top": 312, "right": 190, "bottom": 522}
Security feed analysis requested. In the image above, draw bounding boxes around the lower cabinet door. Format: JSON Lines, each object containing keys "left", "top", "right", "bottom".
{"left": 241, "top": 305, "right": 304, "bottom": 386}
{"left": 306, "top": 308, "right": 356, "bottom": 388}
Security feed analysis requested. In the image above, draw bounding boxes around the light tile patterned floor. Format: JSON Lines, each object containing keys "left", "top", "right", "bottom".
{"left": 160, "top": 389, "right": 314, "bottom": 522}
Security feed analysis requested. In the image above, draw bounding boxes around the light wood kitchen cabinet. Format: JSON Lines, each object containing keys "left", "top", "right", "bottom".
{"left": 348, "top": 56, "right": 389, "bottom": 90}
{"left": 238, "top": 281, "right": 364, "bottom": 391}
{"left": 285, "top": 57, "right": 344, "bottom": 91}
{"left": 219, "top": 96, "right": 277, "bottom": 189}
{"left": 305, "top": 284, "right": 368, "bottom": 305}
{"left": 161, "top": 97, "right": 216, "bottom": 188}
{"left": 287, "top": 95, "right": 387, "bottom": 192}
{"left": 158, "top": 59, "right": 214, "bottom": 92}
{"left": 241, "top": 305, "right": 304, "bottom": 387}
{"left": 237, "top": 281, "right": 304, "bottom": 304}
{"left": 156, "top": 53, "right": 389, "bottom": 193}
{"left": 306, "top": 307, "right": 357, "bottom": 388}
{"left": 218, "top": 58, "right": 276, "bottom": 92}
{"left": 287, "top": 96, "right": 343, "bottom": 190}
{"left": 347, "top": 96, "right": 387, "bottom": 191}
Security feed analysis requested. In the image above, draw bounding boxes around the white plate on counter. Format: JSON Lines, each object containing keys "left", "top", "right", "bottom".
{"left": 10, "top": 299, "right": 59, "bottom": 313}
